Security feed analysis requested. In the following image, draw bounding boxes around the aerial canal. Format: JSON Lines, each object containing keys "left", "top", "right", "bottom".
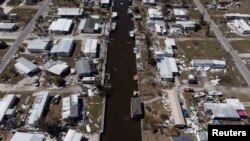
{"left": 100, "top": 0, "right": 142, "bottom": 140}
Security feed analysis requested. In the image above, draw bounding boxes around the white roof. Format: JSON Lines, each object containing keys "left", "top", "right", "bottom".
{"left": 173, "top": 8, "right": 188, "bottom": 16}
{"left": 0, "top": 94, "right": 16, "bottom": 122}
{"left": 44, "top": 60, "right": 69, "bottom": 75}
{"left": 28, "top": 91, "right": 49, "bottom": 125}
{"left": 225, "top": 99, "right": 245, "bottom": 110}
{"left": 176, "top": 21, "right": 196, "bottom": 28}
{"left": 50, "top": 38, "right": 73, "bottom": 54}
{"left": 165, "top": 38, "right": 176, "bottom": 47}
{"left": 63, "top": 129, "right": 83, "bottom": 141}
{"left": 155, "top": 23, "right": 166, "bottom": 34}
{"left": 168, "top": 91, "right": 186, "bottom": 126}
{"left": 232, "top": 19, "right": 250, "bottom": 33}
{"left": 84, "top": 39, "right": 98, "bottom": 55}
{"left": 0, "top": 23, "right": 16, "bottom": 29}
{"left": 15, "top": 57, "right": 38, "bottom": 74}
{"left": 191, "top": 59, "right": 226, "bottom": 67}
{"left": 57, "top": 8, "right": 83, "bottom": 16}
{"left": 142, "top": 0, "right": 155, "bottom": 4}
{"left": 101, "top": 0, "right": 110, "bottom": 4}
{"left": 157, "top": 57, "right": 178, "bottom": 79}
{"left": 224, "top": 13, "right": 250, "bottom": 19}
{"left": 49, "top": 19, "right": 72, "bottom": 32}
{"left": 148, "top": 8, "right": 163, "bottom": 19}
{"left": 62, "top": 94, "right": 78, "bottom": 119}
{"left": 11, "top": 132, "right": 44, "bottom": 141}
{"left": 27, "top": 38, "right": 51, "bottom": 51}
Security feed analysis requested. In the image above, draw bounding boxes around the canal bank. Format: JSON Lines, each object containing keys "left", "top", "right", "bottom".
{"left": 100, "top": 0, "right": 142, "bottom": 141}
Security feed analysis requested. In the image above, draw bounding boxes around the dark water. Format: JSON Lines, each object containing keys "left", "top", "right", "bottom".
{"left": 100, "top": 0, "right": 142, "bottom": 141}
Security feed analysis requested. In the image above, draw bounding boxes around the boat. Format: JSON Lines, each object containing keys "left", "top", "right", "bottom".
{"left": 129, "top": 30, "right": 135, "bottom": 38}
{"left": 111, "top": 22, "right": 116, "bottom": 31}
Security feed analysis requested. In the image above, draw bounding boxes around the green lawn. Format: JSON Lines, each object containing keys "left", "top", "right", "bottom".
{"left": 176, "top": 40, "right": 225, "bottom": 61}
{"left": 231, "top": 40, "right": 250, "bottom": 53}
{"left": 7, "top": 0, "right": 21, "bottom": 6}
{"left": 9, "top": 8, "right": 38, "bottom": 22}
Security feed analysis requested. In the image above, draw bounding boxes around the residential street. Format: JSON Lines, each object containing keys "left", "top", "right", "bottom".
{"left": 193, "top": 0, "right": 250, "bottom": 87}
{"left": 0, "top": 0, "right": 51, "bottom": 73}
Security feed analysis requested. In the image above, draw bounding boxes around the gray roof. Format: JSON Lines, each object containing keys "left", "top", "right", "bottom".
{"left": 57, "top": 8, "right": 83, "bottom": 16}
{"left": 173, "top": 136, "right": 192, "bottom": 141}
{"left": 15, "top": 57, "right": 39, "bottom": 74}
{"left": 0, "top": 94, "right": 16, "bottom": 122}
{"left": 197, "top": 131, "right": 208, "bottom": 141}
{"left": 50, "top": 38, "right": 73, "bottom": 54}
{"left": 27, "top": 37, "right": 51, "bottom": 51}
{"left": 75, "top": 59, "right": 91, "bottom": 75}
{"left": 49, "top": 19, "right": 72, "bottom": 32}
{"left": 62, "top": 94, "right": 79, "bottom": 119}
{"left": 204, "top": 103, "right": 240, "bottom": 119}
{"left": 11, "top": 132, "right": 44, "bottom": 141}
{"left": 44, "top": 60, "right": 69, "bottom": 75}
{"left": 78, "top": 18, "right": 98, "bottom": 31}
{"left": 28, "top": 91, "right": 49, "bottom": 125}
{"left": 131, "top": 97, "right": 142, "bottom": 116}
{"left": 0, "top": 23, "right": 15, "bottom": 29}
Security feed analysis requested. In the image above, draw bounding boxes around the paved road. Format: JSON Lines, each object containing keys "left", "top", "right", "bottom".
{"left": 0, "top": 0, "right": 51, "bottom": 73}
{"left": 193, "top": 0, "right": 250, "bottom": 87}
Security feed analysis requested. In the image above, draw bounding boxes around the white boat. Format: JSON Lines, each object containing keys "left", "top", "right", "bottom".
{"left": 129, "top": 31, "right": 135, "bottom": 38}
{"left": 111, "top": 22, "right": 116, "bottom": 31}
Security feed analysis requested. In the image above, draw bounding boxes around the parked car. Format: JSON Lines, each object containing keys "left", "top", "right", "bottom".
{"left": 184, "top": 88, "right": 195, "bottom": 92}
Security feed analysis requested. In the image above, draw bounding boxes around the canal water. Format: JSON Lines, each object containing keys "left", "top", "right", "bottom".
{"left": 100, "top": 0, "right": 142, "bottom": 141}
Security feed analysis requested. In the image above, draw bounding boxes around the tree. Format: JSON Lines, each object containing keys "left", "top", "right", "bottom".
{"left": 205, "top": 22, "right": 211, "bottom": 37}
{"left": 199, "top": 12, "right": 205, "bottom": 26}
{"left": 0, "top": 41, "right": 8, "bottom": 49}
{"left": 53, "top": 76, "right": 65, "bottom": 87}
{"left": 37, "top": 118, "right": 62, "bottom": 137}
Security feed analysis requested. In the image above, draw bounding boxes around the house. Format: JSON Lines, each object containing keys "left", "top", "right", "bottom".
{"left": 83, "top": 39, "right": 98, "bottom": 57}
{"left": 62, "top": 94, "right": 79, "bottom": 120}
{"left": 224, "top": 13, "right": 250, "bottom": 20}
{"left": 44, "top": 60, "right": 69, "bottom": 76}
{"left": 173, "top": 136, "right": 192, "bottom": 141}
{"left": 11, "top": 132, "right": 44, "bottom": 141}
{"left": 100, "top": 0, "right": 111, "bottom": 7}
{"left": 154, "top": 20, "right": 167, "bottom": 35}
{"left": 27, "top": 37, "right": 52, "bottom": 53}
{"left": 196, "top": 131, "right": 208, "bottom": 141}
{"left": 57, "top": 8, "right": 83, "bottom": 17}
{"left": 148, "top": 8, "right": 163, "bottom": 20}
{"left": 155, "top": 38, "right": 176, "bottom": 59}
{"left": 75, "top": 59, "right": 97, "bottom": 78}
{"left": 0, "top": 23, "right": 16, "bottom": 32}
{"left": 14, "top": 57, "right": 40, "bottom": 75}
{"left": 191, "top": 59, "right": 226, "bottom": 68}
{"left": 157, "top": 57, "right": 178, "bottom": 82}
{"left": 64, "top": 129, "right": 87, "bottom": 141}
{"left": 78, "top": 18, "right": 101, "bottom": 33}
{"left": 204, "top": 98, "right": 246, "bottom": 120}
{"left": 50, "top": 38, "right": 74, "bottom": 57}
{"left": 173, "top": 8, "right": 188, "bottom": 19}
{"left": 168, "top": 91, "right": 186, "bottom": 128}
{"left": 0, "top": 95, "right": 17, "bottom": 122}
{"left": 130, "top": 97, "right": 143, "bottom": 119}
{"left": 175, "top": 21, "right": 198, "bottom": 30}
{"left": 142, "top": 0, "right": 156, "bottom": 6}
{"left": 227, "top": 19, "right": 250, "bottom": 35}
{"left": 49, "top": 19, "right": 73, "bottom": 34}
{"left": 28, "top": 91, "right": 49, "bottom": 125}
{"left": 214, "top": 0, "right": 238, "bottom": 5}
